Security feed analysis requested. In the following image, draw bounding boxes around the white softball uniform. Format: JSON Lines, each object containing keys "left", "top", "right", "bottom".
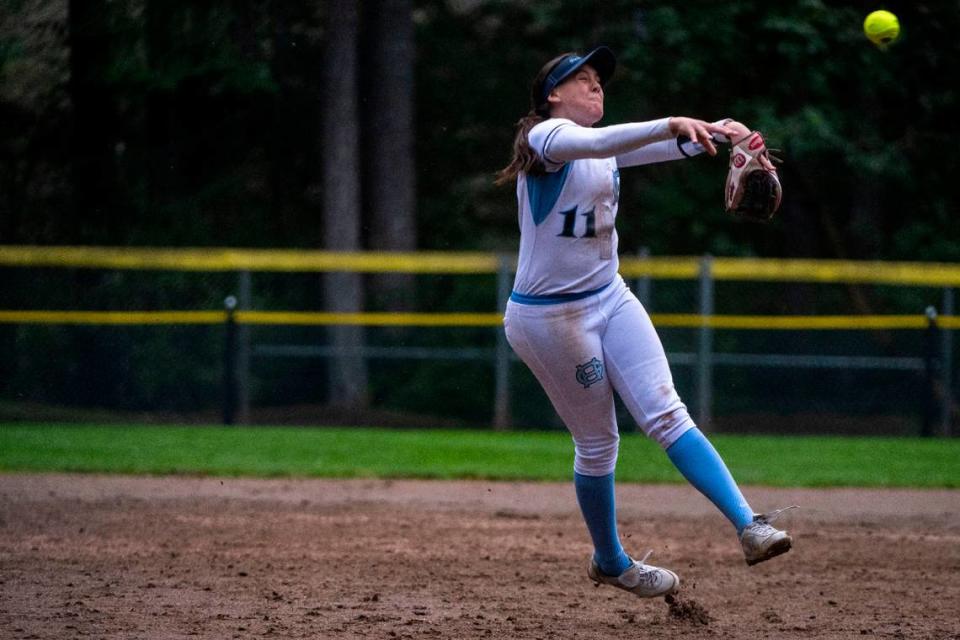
{"left": 505, "top": 117, "right": 709, "bottom": 476}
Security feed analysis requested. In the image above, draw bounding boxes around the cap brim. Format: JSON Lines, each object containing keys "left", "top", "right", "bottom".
{"left": 579, "top": 46, "right": 616, "bottom": 86}
{"left": 539, "top": 46, "right": 618, "bottom": 105}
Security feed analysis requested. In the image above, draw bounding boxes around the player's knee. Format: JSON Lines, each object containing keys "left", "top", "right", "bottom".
{"left": 646, "top": 406, "right": 695, "bottom": 450}
{"left": 572, "top": 434, "right": 619, "bottom": 476}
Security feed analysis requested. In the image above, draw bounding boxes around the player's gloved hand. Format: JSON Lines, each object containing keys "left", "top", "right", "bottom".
{"left": 724, "top": 131, "right": 782, "bottom": 223}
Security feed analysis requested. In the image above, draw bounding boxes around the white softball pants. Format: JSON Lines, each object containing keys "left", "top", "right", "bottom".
{"left": 503, "top": 275, "right": 695, "bottom": 476}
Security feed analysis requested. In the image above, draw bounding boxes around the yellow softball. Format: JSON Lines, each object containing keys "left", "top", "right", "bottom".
{"left": 863, "top": 10, "right": 900, "bottom": 47}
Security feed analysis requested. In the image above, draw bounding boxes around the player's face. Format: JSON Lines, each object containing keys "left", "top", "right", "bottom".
{"left": 547, "top": 64, "right": 604, "bottom": 126}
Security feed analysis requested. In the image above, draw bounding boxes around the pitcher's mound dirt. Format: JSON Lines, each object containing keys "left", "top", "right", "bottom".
{"left": 1, "top": 474, "right": 959, "bottom": 639}
{"left": 665, "top": 593, "right": 712, "bottom": 625}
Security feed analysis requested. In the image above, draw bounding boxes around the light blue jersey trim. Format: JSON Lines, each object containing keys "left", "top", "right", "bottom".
{"left": 527, "top": 163, "right": 572, "bottom": 226}
{"left": 510, "top": 280, "right": 612, "bottom": 305}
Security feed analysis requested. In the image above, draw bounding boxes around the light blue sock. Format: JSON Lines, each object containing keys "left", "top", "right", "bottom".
{"left": 666, "top": 427, "right": 754, "bottom": 533}
{"left": 573, "top": 472, "right": 632, "bottom": 576}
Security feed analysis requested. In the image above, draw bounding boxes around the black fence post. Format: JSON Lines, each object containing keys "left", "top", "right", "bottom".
{"left": 922, "top": 306, "right": 940, "bottom": 437}
{"left": 223, "top": 295, "right": 238, "bottom": 426}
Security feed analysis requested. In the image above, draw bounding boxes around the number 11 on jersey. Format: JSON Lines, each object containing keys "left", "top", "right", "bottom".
{"left": 557, "top": 207, "right": 596, "bottom": 238}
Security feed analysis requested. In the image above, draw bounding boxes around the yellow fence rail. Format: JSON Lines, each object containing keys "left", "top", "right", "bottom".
{"left": 2, "top": 246, "right": 959, "bottom": 329}
{"left": 4, "top": 245, "right": 960, "bottom": 286}
{"left": 1, "top": 246, "right": 956, "bottom": 433}
{"left": 1, "top": 310, "right": 958, "bottom": 330}
{"left": 0, "top": 245, "right": 499, "bottom": 274}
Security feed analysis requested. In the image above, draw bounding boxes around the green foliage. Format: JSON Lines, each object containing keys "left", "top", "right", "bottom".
{"left": 2, "top": 1, "right": 960, "bottom": 423}
{"left": 2, "top": 0, "right": 957, "bottom": 254}
{"left": 2, "top": 424, "right": 958, "bottom": 488}
{"left": 416, "top": 0, "right": 960, "bottom": 260}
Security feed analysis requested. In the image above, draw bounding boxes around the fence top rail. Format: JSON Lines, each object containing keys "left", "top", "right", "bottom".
{"left": 704, "top": 258, "right": 960, "bottom": 287}
{"left": 0, "top": 246, "right": 501, "bottom": 274}
{"left": 2, "top": 245, "right": 960, "bottom": 286}
{"left": 1, "top": 310, "right": 958, "bottom": 330}
{"left": 618, "top": 257, "right": 960, "bottom": 286}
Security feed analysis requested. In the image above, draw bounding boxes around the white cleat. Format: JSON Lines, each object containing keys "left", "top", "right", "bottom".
{"left": 587, "top": 550, "right": 680, "bottom": 598}
{"left": 740, "top": 505, "right": 798, "bottom": 566}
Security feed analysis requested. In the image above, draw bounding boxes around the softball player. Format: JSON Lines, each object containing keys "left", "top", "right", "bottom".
{"left": 496, "top": 46, "right": 794, "bottom": 598}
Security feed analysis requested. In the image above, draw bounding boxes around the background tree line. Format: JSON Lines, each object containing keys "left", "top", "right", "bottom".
{"left": 1, "top": 0, "right": 957, "bottom": 428}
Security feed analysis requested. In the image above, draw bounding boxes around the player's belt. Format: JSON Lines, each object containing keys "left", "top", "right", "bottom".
{"left": 509, "top": 281, "right": 612, "bottom": 305}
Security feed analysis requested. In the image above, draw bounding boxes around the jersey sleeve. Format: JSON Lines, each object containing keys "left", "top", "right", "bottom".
{"left": 549, "top": 118, "right": 674, "bottom": 165}
{"left": 615, "top": 118, "right": 736, "bottom": 168}
{"left": 529, "top": 117, "right": 674, "bottom": 169}
{"left": 528, "top": 118, "right": 578, "bottom": 172}
{"left": 615, "top": 139, "right": 686, "bottom": 167}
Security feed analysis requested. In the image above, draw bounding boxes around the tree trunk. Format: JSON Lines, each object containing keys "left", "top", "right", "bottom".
{"left": 66, "top": 0, "right": 123, "bottom": 407}
{"left": 144, "top": 1, "right": 176, "bottom": 229}
{"left": 364, "top": 0, "right": 417, "bottom": 310}
{"left": 68, "top": 0, "right": 118, "bottom": 242}
{"left": 320, "top": 0, "right": 368, "bottom": 411}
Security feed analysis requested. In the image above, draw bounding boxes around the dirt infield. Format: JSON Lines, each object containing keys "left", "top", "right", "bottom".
{"left": 2, "top": 474, "right": 959, "bottom": 640}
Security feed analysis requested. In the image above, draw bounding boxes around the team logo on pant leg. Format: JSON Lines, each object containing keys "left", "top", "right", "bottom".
{"left": 575, "top": 357, "right": 604, "bottom": 388}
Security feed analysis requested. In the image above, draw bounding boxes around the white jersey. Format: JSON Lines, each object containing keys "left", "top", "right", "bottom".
{"left": 511, "top": 117, "right": 696, "bottom": 303}
{"left": 512, "top": 121, "right": 620, "bottom": 302}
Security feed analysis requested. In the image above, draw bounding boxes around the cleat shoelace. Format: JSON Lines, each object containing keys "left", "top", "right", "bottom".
{"left": 756, "top": 505, "right": 799, "bottom": 524}
{"left": 632, "top": 550, "right": 666, "bottom": 587}
{"left": 748, "top": 505, "right": 799, "bottom": 537}
{"left": 636, "top": 549, "right": 654, "bottom": 566}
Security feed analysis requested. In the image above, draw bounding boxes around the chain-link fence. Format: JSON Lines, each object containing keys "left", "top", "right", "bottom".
{"left": 1, "top": 246, "right": 957, "bottom": 435}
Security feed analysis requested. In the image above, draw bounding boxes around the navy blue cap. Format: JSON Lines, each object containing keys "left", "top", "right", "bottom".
{"left": 539, "top": 46, "right": 616, "bottom": 105}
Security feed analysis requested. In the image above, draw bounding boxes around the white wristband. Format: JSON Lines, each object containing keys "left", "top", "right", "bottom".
{"left": 677, "top": 137, "right": 705, "bottom": 157}
{"left": 677, "top": 118, "right": 734, "bottom": 157}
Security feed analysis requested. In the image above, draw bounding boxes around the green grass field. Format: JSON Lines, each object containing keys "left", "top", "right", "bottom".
{"left": 2, "top": 423, "right": 958, "bottom": 488}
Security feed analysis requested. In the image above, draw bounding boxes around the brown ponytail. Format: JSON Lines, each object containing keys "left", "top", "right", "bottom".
{"left": 494, "top": 53, "right": 572, "bottom": 186}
